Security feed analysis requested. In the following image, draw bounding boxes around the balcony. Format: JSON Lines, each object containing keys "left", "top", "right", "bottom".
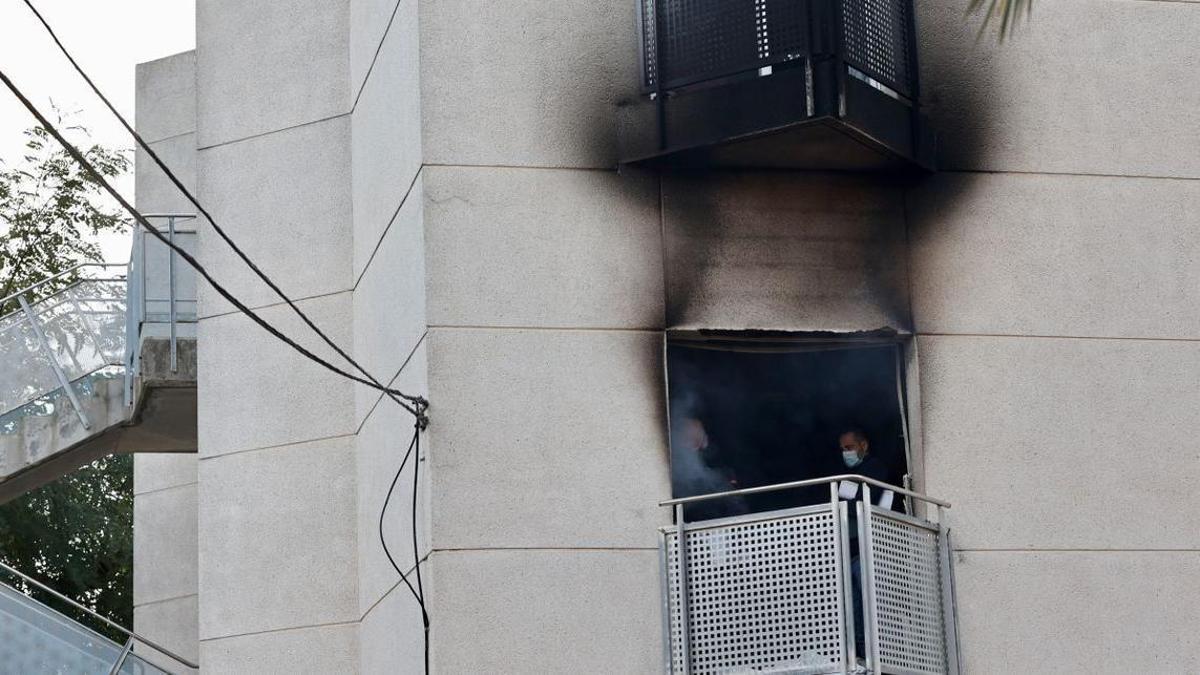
{"left": 618, "top": 0, "right": 934, "bottom": 171}
{"left": 659, "top": 476, "right": 960, "bottom": 674}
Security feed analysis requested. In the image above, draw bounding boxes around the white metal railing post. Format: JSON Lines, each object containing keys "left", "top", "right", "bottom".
{"left": 18, "top": 295, "right": 90, "bottom": 430}
{"left": 106, "top": 637, "right": 135, "bottom": 675}
{"left": 167, "top": 216, "right": 178, "bottom": 373}
{"left": 675, "top": 502, "right": 691, "bottom": 675}
{"left": 858, "top": 485, "right": 881, "bottom": 675}
{"left": 939, "top": 512, "right": 963, "bottom": 675}
{"left": 830, "top": 482, "right": 851, "bottom": 673}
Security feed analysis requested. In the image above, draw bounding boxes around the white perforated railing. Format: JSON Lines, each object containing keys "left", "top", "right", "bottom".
{"left": 660, "top": 475, "right": 961, "bottom": 675}
{"left": 0, "top": 265, "right": 129, "bottom": 431}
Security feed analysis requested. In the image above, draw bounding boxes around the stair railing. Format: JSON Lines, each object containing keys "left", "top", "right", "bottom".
{"left": 0, "top": 263, "right": 128, "bottom": 427}
{"left": 0, "top": 559, "right": 199, "bottom": 672}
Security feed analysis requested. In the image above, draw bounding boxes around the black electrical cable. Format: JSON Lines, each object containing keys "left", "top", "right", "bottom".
{"left": 379, "top": 425, "right": 431, "bottom": 623}
{"left": 0, "top": 69, "right": 420, "bottom": 415}
{"left": 3, "top": 67, "right": 434, "bottom": 670}
{"left": 381, "top": 422, "right": 434, "bottom": 667}
{"left": 14, "top": 6, "right": 434, "bottom": 666}
{"left": 19, "top": 0, "right": 427, "bottom": 416}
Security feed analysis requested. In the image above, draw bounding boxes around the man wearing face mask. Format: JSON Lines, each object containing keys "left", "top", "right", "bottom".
{"left": 835, "top": 427, "right": 897, "bottom": 659}
{"left": 836, "top": 428, "right": 895, "bottom": 509}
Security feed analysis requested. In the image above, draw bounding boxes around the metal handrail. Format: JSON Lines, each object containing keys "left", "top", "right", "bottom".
{"left": 0, "top": 263, "right": 128, "bottom": 310}
{"left": 0, "top": 559, "right": 199, "bottom": 670}
{"left": 659, "top": 473, "right": 951, "bottom": 509}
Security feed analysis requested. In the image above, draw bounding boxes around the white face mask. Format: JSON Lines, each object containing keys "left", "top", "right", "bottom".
{"left": 842, "top": 451, "right": 864, "bottom": 468}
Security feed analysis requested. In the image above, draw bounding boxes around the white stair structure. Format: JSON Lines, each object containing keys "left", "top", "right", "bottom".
{"left": 0, "top": 221, "right": 198, "bottom": 503}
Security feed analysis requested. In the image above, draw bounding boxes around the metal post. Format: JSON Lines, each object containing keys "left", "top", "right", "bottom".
{"left": 939, "top": 518, "right": 963, "bottom": 675}
{"left": 675, "top": 503, "right": 691, "bottom": 675}
{"left": 167, "top": 216, "right": 178, "bottom": 373}
{"left": 106, "top": 637, "right": 135, "bottom": 675}
{"left": 858, "top": 485, "right": 881, "bottom": 675}
{"left": 19, "top": 295, "right": 90, "bottom": 430}
{"left": 831, "top": 483, "right": 852, "bottom": 672}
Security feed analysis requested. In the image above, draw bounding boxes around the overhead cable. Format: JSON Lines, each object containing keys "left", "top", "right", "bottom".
{"left": 0, "top": 69, "right": 422, "bottom": 417}
{"left": 19, "top": 0, "right": 428, "bottom": 420}
{"left": 379, "top": 422, "right": 431, "bottom": 671}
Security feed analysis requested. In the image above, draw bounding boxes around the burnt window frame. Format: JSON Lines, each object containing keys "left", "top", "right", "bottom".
{"left": 662, "top": 330, "right": 918, "bottom": 515}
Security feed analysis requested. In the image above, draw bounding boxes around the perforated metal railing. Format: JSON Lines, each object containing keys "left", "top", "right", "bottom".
{"left": 863, "top": 505, "right": 947, "bottom": 675}
{"left": 660, "top": 475, "right": 960, "bottom": 675}
{"left": 663, "top": 506, "right": 846, "bottom": 673}
{"left": 640, "top": 0, "right": 811, "bottom": 91}
{"left": 639, "top": 0, "right": 915, "bottom": 98}
{"left": 0, "top": 265, "right": 129, "bottom": 431}
{"left": 839, "top": 0, "right": 914, "bottom": 97}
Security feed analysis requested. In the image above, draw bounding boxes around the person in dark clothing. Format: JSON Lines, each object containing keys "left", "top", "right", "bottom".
{"left": 671, "top": 417, "right": 748, "bottom": 522}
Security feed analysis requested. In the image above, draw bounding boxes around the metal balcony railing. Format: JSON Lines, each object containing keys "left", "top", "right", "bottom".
{"left": 0, "top": 560, "right": 197, "bottom": 674}
{"left": 659, "top": 475, "right": 961, "bottom": 675}
{"left": 124, "top": 215, "right": 198, "bottom": 405}
{"left": 621, "top": 0, "right": 933, "bottom": 170}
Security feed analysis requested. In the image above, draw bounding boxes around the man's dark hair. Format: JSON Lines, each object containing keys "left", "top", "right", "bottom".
{"left": 839, "top": 427, "right": 869, "bottom": 443}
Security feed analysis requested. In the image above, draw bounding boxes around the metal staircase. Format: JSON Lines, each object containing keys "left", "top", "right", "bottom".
{"left": 0, "top": 219, "right": 200, "bottom": 671}
{"left": 0, "top": 218, "right": 198, "bottom": 502}
{"left": 0, "top": 560, "right": 196, "bottom": 674}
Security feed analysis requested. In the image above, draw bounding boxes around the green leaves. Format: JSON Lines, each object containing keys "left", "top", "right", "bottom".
{"left": 968, "top": 0, "right": 1033, "bottom": 40}
{"left": 0, "top": 118, "right": 130, "bottom": 315}
{"left": 0, "top": 453, "right": 133, "bottom": 642}
{"left": 0, "top": 120, "right": 133, "bottom": 640}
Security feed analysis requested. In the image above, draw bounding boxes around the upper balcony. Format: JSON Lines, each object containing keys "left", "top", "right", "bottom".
{"left": 659, "top": 475, "right": 960, "bottom": 675}
{"left": 618, "top": 0, "right": 934, "bottom": 172}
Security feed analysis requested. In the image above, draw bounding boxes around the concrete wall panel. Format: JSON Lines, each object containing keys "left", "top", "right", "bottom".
{"left": 352, "top": 178, "right": 426, "bottom": 424}
{"left": 133, "top": 485, "right": 198, "bottom": 605}
{"left": 134, "top": 454, "right": 197, "bottom": 496}
{"left": 664, "top": 172, "right": 909, "bottom": 331}
{"left": 133, "top": 595, "right": 200, "bottom": 666}
{"left": 135, "top": 134, "right": 198, "bottom": 217}
{"left": 352, "top": 4, "right": 422, "bottom": 280}
{"left": 426, "top": 328, "right": 670, "bottom": 550}
{"left": 351, "top": 0, "right": 409, "bottom": 94}
{"left": 919, "top": 0, "right": 1200, "bottom": 177}
{"left": 198, "top": 437, "right": 358, "bottom": 639}
{"left": 196, "top": 117, "right": 352, "bottom": 317}
{"left": 419, "top": 0, "right": 640, "bottom": 168}
{"left": 196, "top": 0, "right": 349, "bottom": 147}
{"left": 200, "top": 623, "right": 359, "bottom": 673}
{"left": 909, "top": 173, "right": 1200, "bottom": 340}
{"left": 431, "top": 550, "right": 662, "bottom": 673}
{"left": 424, "top": 167, "right": 664, "bottom": 329}
{"left": 360, "top": 586, "right": 425, "bottom": 675}
{"left": 198, "top": 293, "right": 354, "bottom": 457}
{"left": 356, "top": 341, "right": 429, "bottom": 613}
{"left": 135, "top": 52, "right": 197, "bottom": 144}
{"left": 954, "top": 551, "right": 1200, "bottom": 673}
{"left": 919, "top": 335, "right": 1200, "bottom": 550}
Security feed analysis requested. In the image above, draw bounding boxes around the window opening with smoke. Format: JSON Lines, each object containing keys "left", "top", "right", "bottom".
{"left": 666, "top": 333, "right": 911, "bottom": 521}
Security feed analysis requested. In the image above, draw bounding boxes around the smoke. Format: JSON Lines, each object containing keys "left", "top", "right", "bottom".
{"left": 666, "top": 338, "right": 908, "bottom": 516}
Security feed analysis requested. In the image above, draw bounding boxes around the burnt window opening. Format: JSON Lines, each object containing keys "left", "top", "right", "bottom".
{"left": 666, "top": 334, "right": 912, "bottom": 521}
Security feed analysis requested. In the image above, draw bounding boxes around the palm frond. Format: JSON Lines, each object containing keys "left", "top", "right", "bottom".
{"left": 967, "top": 0, "right": 1032, "bottom": 40}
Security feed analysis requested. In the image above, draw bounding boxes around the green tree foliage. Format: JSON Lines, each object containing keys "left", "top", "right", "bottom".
{"left": 0, "top": 119, "right": 133, "bottom": 641}
{"left": 0, "top": 455, "right": 133, "bottom": 642}
{"left": 1, "top": 119, "right": 130, "bottom": 315}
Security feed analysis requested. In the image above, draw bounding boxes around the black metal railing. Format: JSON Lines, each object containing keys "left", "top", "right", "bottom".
{"left": 640, "top": 0, "right": 917, "bottom": 100}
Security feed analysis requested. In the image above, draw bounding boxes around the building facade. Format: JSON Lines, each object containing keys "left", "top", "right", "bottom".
{"left": 131, "top": 0, "right": 1200, "bottom": 672}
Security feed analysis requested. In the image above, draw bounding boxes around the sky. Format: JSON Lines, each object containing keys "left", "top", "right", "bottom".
{"left": 0, "top": 1, "right": 195, "bottom": 263}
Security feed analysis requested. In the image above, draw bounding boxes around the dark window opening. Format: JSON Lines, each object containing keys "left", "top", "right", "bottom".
{"left": 666, "top": 334, "right": 911, "bottom": 521}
